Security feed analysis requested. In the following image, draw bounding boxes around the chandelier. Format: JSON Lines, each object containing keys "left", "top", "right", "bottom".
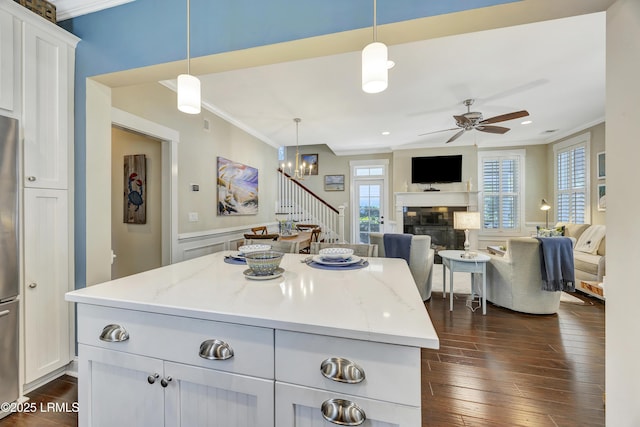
{"left": 281, "top": 118, "right": 313, "bottom": 180}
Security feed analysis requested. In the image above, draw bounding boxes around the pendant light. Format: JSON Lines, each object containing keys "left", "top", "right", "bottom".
{"left": 177, "top": 0, "right": 201, "bottom": 114}
{"left": 362, "top": 0, "right": 390, "bottom": 94}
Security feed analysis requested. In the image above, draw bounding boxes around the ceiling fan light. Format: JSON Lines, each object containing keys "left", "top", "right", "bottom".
{"left": 177, "top": 73, "right": 201, "bottom": 114}
{"left": 362, "top": 41, "right": 388, "bottom": 94}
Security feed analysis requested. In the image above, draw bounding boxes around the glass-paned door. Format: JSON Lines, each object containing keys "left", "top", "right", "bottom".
{"left": 356, "top": 179, "right": 383, "bottom": 243}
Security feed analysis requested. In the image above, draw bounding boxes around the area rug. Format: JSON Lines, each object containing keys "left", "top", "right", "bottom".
{"left": 430, "top": 264, "right": 585, "bottom": 304}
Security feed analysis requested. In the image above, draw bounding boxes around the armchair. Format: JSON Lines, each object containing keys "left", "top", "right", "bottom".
{"left": 370, "top": 233, "right": 434, "bottom": 301}
{"left": 486, "top": 237, "right": 562, "bottom": 314}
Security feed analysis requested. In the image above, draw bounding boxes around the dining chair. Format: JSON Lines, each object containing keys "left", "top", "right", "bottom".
{"left": 243, "top": 233, "right": 278, "bottom": 240}
{"left": 243, "top": 239, "right": 300, "bottom": 254}
{"left": 370, "top": 232, "right": 434, "bottom": 301}
{"left": 250, "top": 226, "right": 268, "bottom": 235}
{"left": 310, "top": 242, "right": 378, "bottom": 258}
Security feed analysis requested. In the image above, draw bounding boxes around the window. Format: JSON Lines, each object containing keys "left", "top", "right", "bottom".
{"left": 554, "top": 133, "right": 590, "bottom": 224}
{"left": 478, "top": 150, "right": 525, "bottom": 233}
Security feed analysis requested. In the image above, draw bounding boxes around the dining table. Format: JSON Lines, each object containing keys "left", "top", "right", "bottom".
{"left": 278, "top": 230, "right": 312, "bottom": 252}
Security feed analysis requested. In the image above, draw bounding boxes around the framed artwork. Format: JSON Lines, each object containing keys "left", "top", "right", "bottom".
{"left": 123, "top": 154, "right": 146, "bottom": 224}
{"left": 597, "top": 183, "right": 606, "bottom": 211}
{"left": 324, "top": 174, "right": 345, "bottom": 191}
{"left": 217, "top": 157, "right": 259, "bottom": 215}
{"left": 597, "top": 151, "right": 605, "bottom": 179}
{"left": 300, "top": 153, "right": 319, "bottom": 175}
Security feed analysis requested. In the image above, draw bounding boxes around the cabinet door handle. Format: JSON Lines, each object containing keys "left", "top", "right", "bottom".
{"left": 321, "top": 399, "right": 366, "bottom": 426}
{"left": 320, "top": 357, "right": 365, "bottom": 384}
{"left": 28, "top": 283, "right": 37, "bottom": 289}
{"left": 160, "top": 376, "right": 172, "bottom": 388}
{"left": 0, "top": 310, "right": 10, "bottom": 318}
{"left": 26, "top": 176, "right": 36, "bottom": 182}
{"left": 99, "top": 324, "right": 130, "bottom": 342}
{"left": 199, "top": 339, "right": 234, "bottom": 360}
{"left": 147, "top": 373, "right": 159, "bottom": 384}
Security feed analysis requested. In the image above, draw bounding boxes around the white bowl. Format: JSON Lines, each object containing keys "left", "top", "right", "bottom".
{"left": 318, "top": 247, "right": 354, "bottom": 260}
{"left": 238, "top": 244, "right": 272, "bottom": 255}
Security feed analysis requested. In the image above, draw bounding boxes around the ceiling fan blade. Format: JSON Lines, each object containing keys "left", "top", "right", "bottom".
{"left": 418, "top": 127, "right": 459, "bottom": 137}
{"left": 480, "top": 110, "right": 529, "bottom": 124}
{"left": 454, "top": 115, "right": 472, "bottom": 126}
{"left": 476, "top": 125, "right": 510, "bottom": 134}
{"left": 446, "top": 129, "right": 466, "bottom": 143}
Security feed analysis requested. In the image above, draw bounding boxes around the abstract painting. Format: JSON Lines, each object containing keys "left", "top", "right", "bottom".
{"left": 217, "top": 157, "right": 259, "bottom": 215}
{"left": 123, "top": 154, "right": 146, "bottom": 224}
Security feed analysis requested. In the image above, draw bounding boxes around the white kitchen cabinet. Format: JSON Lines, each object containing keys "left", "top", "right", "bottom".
{"left": 0, "top": 1, "right": 78, "bottom": 389}
{"left": 275, "top": 383, "right": 420, "bottom": 427}
{"left": 23, "top": 188, "right": 71, "bottom": 383}
{"left": 77, "top": 305, "right": 275, "bottom": 427}
{"left": 0, "top": 8, "right": 18, "bottom": 114}
{"left": 22, "top": 17, "right": 74, "bottom": 190}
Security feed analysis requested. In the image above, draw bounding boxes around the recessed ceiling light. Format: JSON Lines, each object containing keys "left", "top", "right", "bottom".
{"left": 521, "top": 120, "right": 533, "bottom": 125}
{"left": 381, "top": 131, "right": 390, "bottom": 136}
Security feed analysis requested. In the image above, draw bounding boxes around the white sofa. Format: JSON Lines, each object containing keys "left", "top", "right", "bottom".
{"left": 486, "top": 237, "right": 562, "bottom": 314}
{"left": 556, "top": 222, "right": 606, "bottom": 282}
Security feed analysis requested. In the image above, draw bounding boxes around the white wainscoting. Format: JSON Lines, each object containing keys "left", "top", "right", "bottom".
{"left": 176, "top": 223, "right": 276, "bottom": 262}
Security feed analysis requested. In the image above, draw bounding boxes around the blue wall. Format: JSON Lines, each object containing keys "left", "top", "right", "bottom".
{"left": 60, "top": 0, "right": 517, "bottom": 288}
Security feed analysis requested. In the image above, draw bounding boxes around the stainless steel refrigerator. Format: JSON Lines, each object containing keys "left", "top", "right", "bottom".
{"left": 0, "top": 114, "right": 19, "bottom": 406}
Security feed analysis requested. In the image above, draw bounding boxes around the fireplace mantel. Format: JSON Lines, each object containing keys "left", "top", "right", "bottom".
{"left": 395, "top": 191, "right": 479, "bottom": 210}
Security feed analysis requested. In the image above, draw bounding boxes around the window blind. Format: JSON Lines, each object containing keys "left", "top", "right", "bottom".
{"left": 556, "top": 145, "right": 586, "bottom": 223}
{"left": 480, "top": 155, "right": 521, "bottom": 232}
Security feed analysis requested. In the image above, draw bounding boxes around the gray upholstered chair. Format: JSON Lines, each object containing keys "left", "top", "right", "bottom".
{"left": 485, "top": 237, "right": 562, "bottom": 314}
{"left": 370, "top": 233, "right": 434, "bottom": 301}
{"left": 243, "top": 239, "right": 300, "bottom": 254}
{"left": 310, "top": 242, "right": 378, "bottom": 257}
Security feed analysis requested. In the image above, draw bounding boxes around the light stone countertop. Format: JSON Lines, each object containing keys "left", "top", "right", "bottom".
{"left": 66, "top": 252, "right": 439, "bottom": 349}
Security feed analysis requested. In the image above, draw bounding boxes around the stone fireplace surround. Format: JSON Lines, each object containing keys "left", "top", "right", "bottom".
{"left": 395, "top": 192, "right": 480, "bottom": 259}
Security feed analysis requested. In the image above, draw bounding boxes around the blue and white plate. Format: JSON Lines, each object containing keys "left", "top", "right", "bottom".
{"left": 312, "top": 255, "right": 362, "bottom": 266}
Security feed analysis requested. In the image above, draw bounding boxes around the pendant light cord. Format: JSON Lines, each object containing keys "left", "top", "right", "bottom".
{"left": 372, "top": 0, "right": 377, "bottom": 42}
{"left": 186, "top": 0, "right": 191, "bottom": 75}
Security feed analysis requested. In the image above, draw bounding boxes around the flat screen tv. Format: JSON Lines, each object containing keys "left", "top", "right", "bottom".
{"left": 411, "top": 155, "right": 462, "bottom": 184}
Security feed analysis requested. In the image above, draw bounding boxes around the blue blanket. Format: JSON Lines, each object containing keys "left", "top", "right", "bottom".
{"left": 535, "top": 237, "right": 575, "bottom": 292}
{"left": 383, "top": 233, "right": 412, "bottom": 265}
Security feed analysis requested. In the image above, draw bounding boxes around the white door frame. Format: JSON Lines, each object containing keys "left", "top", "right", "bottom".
{"left": 349, "top": 159, "right": 389, "bottom": 243}
{"left": 111, "top": 108, "right": 179, "bottom": 266}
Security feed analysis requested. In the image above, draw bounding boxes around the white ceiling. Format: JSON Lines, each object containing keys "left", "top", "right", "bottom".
{"left": 196, "top": 12, "right": 605, "bottom": 155}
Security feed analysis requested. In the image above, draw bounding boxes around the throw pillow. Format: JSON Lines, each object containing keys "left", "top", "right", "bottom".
{"left": 574, "top": 224, "right": 606, "bottom": 254}
{"left": 536, "top": 225, "right": 565, "bottom": 237}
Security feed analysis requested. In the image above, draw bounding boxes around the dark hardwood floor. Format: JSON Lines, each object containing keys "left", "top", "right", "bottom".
{"left": 422, "top": 290, "right": 605, "bottom": 426}
{"left": 0, "top": 291, "right": 604, "bottom": 427}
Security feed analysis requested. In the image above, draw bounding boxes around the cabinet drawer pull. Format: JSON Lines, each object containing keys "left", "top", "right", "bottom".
{"left": 28, "top": 283, "right": 37, "bottom": 289}
{"left": 320, "top": 357, "right": 365, "bottom": 384}
{"left": 199, "top": 339, "right": 234, "bottom": 360}
{"left": 0, "top": 310, "right": 9, "bottom": 318}
{"left": 321, "top": 398, "right": 366, "bottom": 426}
{"left": 26, "top": 176, "right": 36, "bottom": 182}
{"left": 99, "top": 324, "right": 130, "bottom": 342}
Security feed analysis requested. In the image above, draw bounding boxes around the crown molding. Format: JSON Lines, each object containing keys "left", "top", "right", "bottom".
{"left": 51, "top": 0, "right": 135, "bottom": 21}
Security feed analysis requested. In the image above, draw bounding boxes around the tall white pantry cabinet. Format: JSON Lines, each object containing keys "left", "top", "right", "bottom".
{"left": 0, "top": 2, "right": 78, "bottom": 388}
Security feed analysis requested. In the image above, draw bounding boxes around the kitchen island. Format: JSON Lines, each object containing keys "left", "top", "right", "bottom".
{"left": 66, "top": 251, "right": 439, "bottom": 427}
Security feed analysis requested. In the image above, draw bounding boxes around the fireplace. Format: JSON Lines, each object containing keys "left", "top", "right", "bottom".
{"left": 395, "top": 191, "right": 479, "bottom": 263}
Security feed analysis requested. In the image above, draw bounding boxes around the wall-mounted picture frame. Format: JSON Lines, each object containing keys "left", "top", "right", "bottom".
{"left": 217, "top": 156, "right": 259, "bottom": 216}
{"left": 597, "top": 183, "right": 606, "bottom": 211}
{"left": 123, "top": 154, "right": 146, "bottom": 224}
{"left": 324, "top": 174, "right": 345, "bottom": 191}
{"left": 597, "top": 151, "right": 605, "bottom": 179}
{"left": 300, "top": 153, "right": 319, "bottom": 175}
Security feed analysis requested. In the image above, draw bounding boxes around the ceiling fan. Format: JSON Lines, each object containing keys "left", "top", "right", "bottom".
{"left": 420, "top": 99, "right": 529, "bottom": 143}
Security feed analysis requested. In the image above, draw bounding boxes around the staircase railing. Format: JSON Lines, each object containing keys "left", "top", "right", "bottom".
{"left": 276, "top": 169, "right": 345, "bottom": 243}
